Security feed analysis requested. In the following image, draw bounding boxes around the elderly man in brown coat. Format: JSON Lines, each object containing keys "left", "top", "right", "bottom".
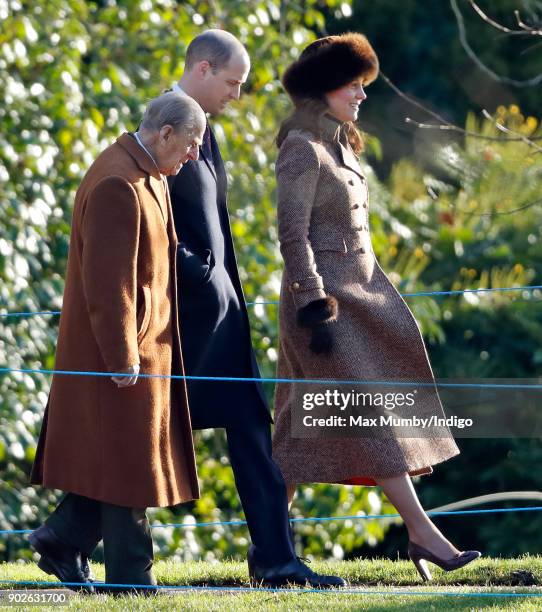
{"left": 29, "top": 92, "right": 206, "bottom": 594}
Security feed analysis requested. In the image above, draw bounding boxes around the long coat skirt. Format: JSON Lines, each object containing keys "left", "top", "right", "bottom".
{"left": 272, "top": 116, "right": 459, "bottom": 485}
{"left": 30, "top": 133, "right": 199, "bottom": 508}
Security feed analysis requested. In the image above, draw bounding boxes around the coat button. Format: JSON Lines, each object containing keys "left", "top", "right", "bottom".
{"left": 291, "top": 282, "right": 300, "bottom": 290}
{"left": 352, "top": 204, "right": 360, "bottom": 209}
{"left": 348, "top": 179, "right": 355, "bottom": 185}
{"left": 362, "top": 203, "right": 367, "bottom": 208}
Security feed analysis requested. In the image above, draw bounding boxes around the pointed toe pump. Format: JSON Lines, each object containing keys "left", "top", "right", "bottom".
{"left": 408, "top": 541, "right": 481, "bottom": 582}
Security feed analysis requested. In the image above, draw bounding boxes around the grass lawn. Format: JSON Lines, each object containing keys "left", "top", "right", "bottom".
{"left": 0, "top": 557, "right": 541, "bottom": 610}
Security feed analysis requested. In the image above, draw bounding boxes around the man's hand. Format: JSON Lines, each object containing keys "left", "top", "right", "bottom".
{"left": 111, "top": 364, "right": 140, "bottom": 387}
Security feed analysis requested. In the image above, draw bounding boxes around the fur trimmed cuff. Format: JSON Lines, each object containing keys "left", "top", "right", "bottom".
{"left": 297, "top": 296, "right": 339, "bottom": 328}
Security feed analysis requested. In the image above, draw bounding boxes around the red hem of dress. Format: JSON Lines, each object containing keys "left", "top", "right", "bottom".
{"left": 339, "top": 476, "right": 378, "bottom": 486}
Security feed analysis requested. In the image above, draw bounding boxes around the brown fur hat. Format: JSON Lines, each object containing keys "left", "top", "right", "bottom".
{"left": 282, "top": 32, "right": 379, "bottom": 103}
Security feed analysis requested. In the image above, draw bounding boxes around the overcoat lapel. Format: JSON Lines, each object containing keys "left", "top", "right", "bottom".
{"left": 209, "top": 127, "right": 228, "bottom": 205}
{"left": 200, "top": 147, "right": 218, "bottom": 182}
{"left": 148, "top": 176, "right": 169, "bottom": 225}
{"left": 338, "top": 142, "right": 366, "bottom": 179}
{"left": 117, "top": 133, "right": 168, "bottom": 225}
{"left": 319, "top": 114, "right": 366, "bottom": 180}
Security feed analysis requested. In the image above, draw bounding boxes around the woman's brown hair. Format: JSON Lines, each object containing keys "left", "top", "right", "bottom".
{"left": 276, "top": 98, "right": 364, "bottom": 155}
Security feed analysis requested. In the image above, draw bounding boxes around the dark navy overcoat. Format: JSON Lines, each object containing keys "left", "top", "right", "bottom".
{"left": 168, "top": 126, "right": 270, "bottom": 429}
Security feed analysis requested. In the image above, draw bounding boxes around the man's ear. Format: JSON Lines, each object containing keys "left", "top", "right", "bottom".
{"left": 159, "top": 124, "right": 175, "bottom": 142}
{"left": 196, "top": 60, "right": 212, "bottom": 79}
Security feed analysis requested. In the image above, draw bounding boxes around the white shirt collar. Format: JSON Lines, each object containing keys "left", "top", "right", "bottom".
{"left": 133, "top": 132, "right": 165, "bottom": 179}
{"left": 172, "top": 82, "right": 185, "bottom": 95}
{"left": 172, "top": 83, "right": 210, "bottom": 126}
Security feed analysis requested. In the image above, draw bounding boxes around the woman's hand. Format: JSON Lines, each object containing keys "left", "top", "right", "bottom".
{"left": 297, "top": 296, "right": 338, "bottom": 355}
{"left": 308, "top": 323, "right": 334, "bottom": 354}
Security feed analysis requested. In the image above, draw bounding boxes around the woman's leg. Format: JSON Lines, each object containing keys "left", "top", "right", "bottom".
{"left": 374, "top": 473, "right": 460, "bottom": 559}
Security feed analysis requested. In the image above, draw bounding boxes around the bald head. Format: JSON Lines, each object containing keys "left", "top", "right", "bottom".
{"left": 185, "top": 29, "right": 249, "bottom": 74}
{"left": 138, "top": 92, "right": 206, "bottom": 176}
{"left": 140, "top": 91, "right": 205, "bottom": 135}
{"left": 179, "top": 29, "right": 251, "bottom": 115}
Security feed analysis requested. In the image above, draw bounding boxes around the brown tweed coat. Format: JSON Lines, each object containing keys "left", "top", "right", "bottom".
{"left": 272, "top": 115, "right": 459, "bottom": 485}
{"left": 30, "top": 133, "right": 199, "bottom": 508}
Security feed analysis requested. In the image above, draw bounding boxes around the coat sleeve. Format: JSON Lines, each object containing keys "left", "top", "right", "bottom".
{"left": 276, "top": 134, "right": 326, "bottom": 309}
{"left": 80, "top": 175, "right": 141, "bottom": 373}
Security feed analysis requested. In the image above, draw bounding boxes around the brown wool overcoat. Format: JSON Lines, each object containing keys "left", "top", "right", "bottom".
{"left": 30, "top": 133, "right": 199, "bottom": 508}
{"left": 272, "top": 115, "right": 460, "bottom": 485}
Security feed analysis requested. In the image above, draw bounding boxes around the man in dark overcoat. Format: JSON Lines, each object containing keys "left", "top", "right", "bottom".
{"left": 168, "top": 29, "right": 344, "bottom": 587}
{"left": 29, "top": 93, "right": 206, "bottom": 594}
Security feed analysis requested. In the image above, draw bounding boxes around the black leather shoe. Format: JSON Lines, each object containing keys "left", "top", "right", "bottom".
{"left": 247, "top": 546, "right": 346, "bottom": 588}
{"left": 29, "top": 525, "right": 94, "bottom": 594}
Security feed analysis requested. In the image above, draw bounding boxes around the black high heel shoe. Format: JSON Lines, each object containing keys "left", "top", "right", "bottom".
{"left": 408, "top": 541, "right": 481, "bottom": 582}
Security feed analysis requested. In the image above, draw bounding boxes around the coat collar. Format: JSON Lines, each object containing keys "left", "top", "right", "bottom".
{"left": 320, "top": 113, "right": 343, "bottom": 144}
{"left": 319, "top": 115, "right": 365, "bottom": 179}
{"left": 117, "top": 132, "right": 168, "bottom": 225}
{"left": 117, "top": 132, "right": 161, "bottom": 180}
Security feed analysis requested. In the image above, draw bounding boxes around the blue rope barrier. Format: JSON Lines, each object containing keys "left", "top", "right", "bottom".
{"left": 246, "top": 284, "right": 542, "bottom": 305}
{"left": 0, "top": 311, "right": 61, "bottom": 319}
{"left": 2, "top": 284, "right": 541, "bottom": 318}
{"left": 1, "top": 506, "right": 540, "bottom": 536}
{"left": 151, "top": 505, "right": 542, "bottom": 530}
{"left": 0, "top": 579, "right": 541, "bottom": 597}
{"left": 1, "top": 365, "right": 542, "bottom": 390}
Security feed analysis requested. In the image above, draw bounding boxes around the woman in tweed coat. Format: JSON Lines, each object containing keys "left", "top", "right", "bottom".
{"left": 272, "top": 33, "right": 480, "bottom": 580}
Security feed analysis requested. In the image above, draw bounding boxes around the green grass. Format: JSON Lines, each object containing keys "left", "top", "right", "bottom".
{"left": 1, "top": 557, "right": 541, "bottom": 610}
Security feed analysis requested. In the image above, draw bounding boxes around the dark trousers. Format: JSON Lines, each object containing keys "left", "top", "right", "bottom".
{"left": 46, "top": 494, "right": 155, "bottom": 586}
{"left": 225, "top": 410, "right": 297, "bottom": 567}
{"left": 46, "top": 414, "right": 296, "bottom": 575}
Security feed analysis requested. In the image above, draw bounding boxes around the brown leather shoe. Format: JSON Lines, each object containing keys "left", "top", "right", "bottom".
{"left": 29, "top": 525, "right": 94, "bottom": 593}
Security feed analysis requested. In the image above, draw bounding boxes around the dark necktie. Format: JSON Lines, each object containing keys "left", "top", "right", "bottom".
{"left": 202, "top": 123, "right": 213, "bottom": 161}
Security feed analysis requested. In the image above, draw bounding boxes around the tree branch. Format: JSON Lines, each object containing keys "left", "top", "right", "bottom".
{"left": 468, "top": 0, "right": 515, "bottom": 33}
{"left": 466, "top": 197, "right": 542, "bottom": 216}
{"left": 481, "top": 108, "right": 542, "bottom": 153}
{"left": 450, "top": 0, "right": 542, "bottom": 87}
{"left": 379, "top": 72, "right": 454, "bottom": 127}
{"left": 468, "top": 0, "right": 542, "bottom": 36}
{"left": 515, "top": 9, "right": 542, "bottom": 35}
{"left": 380, "top": 72, "right": 542, "bottom": 143}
